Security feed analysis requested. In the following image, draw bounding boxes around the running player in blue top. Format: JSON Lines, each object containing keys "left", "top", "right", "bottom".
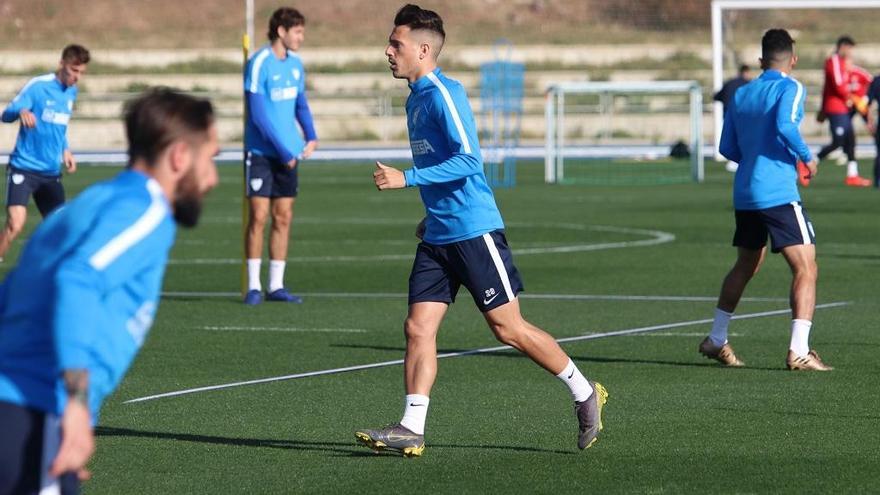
{"left": 699, "top": 29, "right": 832, "bottom": 371}
{"left": 0, "top": 44, "right": 89, "bottom": 263}
{"left": 243, "top": 7, "right": 318, "bottom": 305}
{"left": 356, "top": 4, "right": 607, "bottom": 457}
{"left": 0, "top": 88, "right": 219, "bottom": 493}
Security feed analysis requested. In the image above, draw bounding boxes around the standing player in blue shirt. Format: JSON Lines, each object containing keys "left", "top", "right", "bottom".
{"left": 699, "top": 29, "right": 832, "bottom": 371}
{"left": 243, "top": 7, "right": 318, "bottom": 305}
{"left": 356, "top": 4, "right": 607, "bottom": 457}
{"left": 0, "top": 88, "right": 219, "bottom": 493}
{"left": 0, "top": 44, "right": 89, "bottom": 262}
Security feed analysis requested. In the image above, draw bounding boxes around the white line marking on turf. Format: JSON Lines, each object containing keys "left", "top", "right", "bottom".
{"left": 160, "top": 291, "right": 789, "bottom": 303}
{"left": 165, "top": 223, "right": 676, "bottom": 264}
{"left": 199, "top": 326, "right": 366, "bottom": 333}
{"left": 124, "top": 301, "right": 850, "bottom": 404}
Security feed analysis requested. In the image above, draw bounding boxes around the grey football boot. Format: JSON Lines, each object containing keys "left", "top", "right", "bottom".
{"left": 575, "top": 381, "right": 608, "bottom": 450}
{"left": 355, "top": 423, "right": 425, "bottom": 457}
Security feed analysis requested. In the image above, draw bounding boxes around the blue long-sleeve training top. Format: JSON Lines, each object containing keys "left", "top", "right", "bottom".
{"left": 0, "top": 170, "right": 176, "bottom": 420}
{"left": 244, "top": 45, "right": 316, "bottom": 163}
{"left": 2, "top": 73, "right": 78, "bottom": 175}
{"left": 720, "top": 69, "right": 812, "bottom": 210}
{"left": 402, "top": 68, "right": 504, "bottom": 244}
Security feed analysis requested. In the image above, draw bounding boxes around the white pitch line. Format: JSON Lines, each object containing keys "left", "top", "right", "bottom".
{"left": 124, "top": 301, "right": 850, "bottom": 404}
{"left": 199, "top": 326, "right": 366, "bottom": 333}
{"left": 160, "top": 291, "right": 789, "bottom": 303}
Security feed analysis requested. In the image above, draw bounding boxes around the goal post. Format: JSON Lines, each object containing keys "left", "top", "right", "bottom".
{"left": 711, "top": 0, "right": 880, "bottom": 160}
{"left": 545, "top": 80, "right": 704, "bottom": 185}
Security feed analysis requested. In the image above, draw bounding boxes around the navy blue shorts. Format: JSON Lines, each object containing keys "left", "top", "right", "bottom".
{"left": 409, "top": 230, "right": 524, "bottom": 312}
{"left": 733, "top": 202, "right": 816, "bottom": 253}
{"left": 245, "top": 152, "right": 298, "bottom": 198}
{"left": 5, "top": 166, "right": 65, "bottom": 217}
{"left": 0, "top": 401, "right": 79, "bottom": 495}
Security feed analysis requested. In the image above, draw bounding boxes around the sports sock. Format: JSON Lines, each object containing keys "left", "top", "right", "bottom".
{"left": 400, "top": 394, "right": 429, "bottom": 435}
{"left": 247, "top": 259, "right": 262, "bottom": 292}
{"left": 709, "top": 307, "right": 733, "bottom": 347}
{"left": 268, "top": 260, "right": 286, "bottom": 292}
{"left": 556, "top": 359, "right": 593, "bottom": 403}
{"left": 847, "top": 161, "right": 859, "bottom": 178}
{"left": 789, "top": 319, "right": 812, "bottom": 357}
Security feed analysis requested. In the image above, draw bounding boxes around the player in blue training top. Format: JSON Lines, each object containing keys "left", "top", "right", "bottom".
{"left": 243, "top": 7, "right": 318, "bottom": 305}
{"left": 355, "top": 4, "right": 607, "bottom": 457}
{"left": 699, "top": 29, "right": 832, "bottom": 371}
{"left": 0, "top": 88, "right": 219, "bottom": 493}
{"left": 0, "top": 44, "right": 89, "bottom": 263}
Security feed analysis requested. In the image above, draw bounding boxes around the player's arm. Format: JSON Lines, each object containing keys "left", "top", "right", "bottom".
{"left": 868, "top": 78, "right": 880, "bottom": 133}
{"left": 295, "top": 89, "right": 318, "bottom": 159}
{"left": 49, "top": 369, "right": 94, "bottom": 479}
{"left": 247, "top": 92, "right": 297, "bottom": 165}
{"left": 63, "top": 134, "right": 77, "bottom": 173}
{"left": 718, "top": 103, "right": 742, "bottom": 163}
{"left": 827, "top": 56, "right": 850, "bottom": 100}
{"left": 402, "top": 95, "right": 482, "bottom": 187}
{"left": 776, "top": 81, "right": 814, "bottom": 166}
{"left": 1, "top": 82, "right": 35, "bottom": 127}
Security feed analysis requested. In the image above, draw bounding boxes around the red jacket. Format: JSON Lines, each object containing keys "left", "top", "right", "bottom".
{"left": 822, "top": 54, "right": 851, "bottom": 114}
{"left": 850, "top": 65, "right": 872, "bottom": 97}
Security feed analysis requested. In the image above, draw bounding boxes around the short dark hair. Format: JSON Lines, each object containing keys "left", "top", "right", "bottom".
{"left": 761, "top": 29, "right": 795, "bottom": 63}
{"left": 394, "top": 4, "right": 445, "bottom": 54}
{"left": 837, "top": 35, "right": 856, "bottom": 48}
{"left": 268, "top": 7, "right": 305, "bottom": 41}
{"left": 61, "top": 44, "right": 90, "bottom": 65}
{"left": 124, "top": 87, "right": 215, "bottom": 168}
{"left": 738, "top": 64, "right": 751, "bottom": 75}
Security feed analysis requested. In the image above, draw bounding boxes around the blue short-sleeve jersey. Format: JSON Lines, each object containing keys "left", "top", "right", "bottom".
{"left": 720, "top": 70, "right": 812, "bottom": 210}
{"left": 402, "top": 68, "right": 504, "bottom": 244}
{"left": 1, "top": 74, "right": 78, "bottom": 175}
{"left": 244, "top": 45, "right": 307, "bottom": 163}
{"left": 0, "top": 170, "right": 176, "bottom": 420}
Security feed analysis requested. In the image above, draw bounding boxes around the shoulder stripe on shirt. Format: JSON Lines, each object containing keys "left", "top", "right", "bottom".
{"left": 89, "top": 180, "right": 167, "bottom": 271}
{"left": 831, "top": 55, "right": 843, "bottom": 86}
{"left": 790, "top": 79, "right": 804, "bottom": 123}
{"left": 12, "top": 73, "right": 55, "bottom": 102}
{"left": 425, "top": 72, "right": 472, "bottom": 154}
{"left": 248, "top": 49, "right": 271, "bottom": 94}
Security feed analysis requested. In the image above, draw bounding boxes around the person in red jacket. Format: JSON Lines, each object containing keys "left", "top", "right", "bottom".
{"left": 817, "top": 36, "right": 871, "bottom": 186}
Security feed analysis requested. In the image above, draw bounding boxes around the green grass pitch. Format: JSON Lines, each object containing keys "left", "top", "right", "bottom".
{"left": 2, "top": 159, "right": 878, "bottom": 493}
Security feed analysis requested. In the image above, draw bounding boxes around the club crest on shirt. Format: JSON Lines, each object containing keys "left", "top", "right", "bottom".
{"left": 250, "top": 178, "right": 263, "bottom": 191}
{"left": 292, "top": 68, "right": 300, "bottom": 80}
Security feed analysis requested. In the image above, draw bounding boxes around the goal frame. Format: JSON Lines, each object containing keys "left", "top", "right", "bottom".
{"left": 711, "top": 0, "right": 880, "bottom": 160}
{"left": 544, "top": 80, "right": 704, "bottom": 184}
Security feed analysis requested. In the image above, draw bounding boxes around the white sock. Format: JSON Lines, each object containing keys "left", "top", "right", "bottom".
{"left": 847, "top": 161, "right": 859, "bottom": 178}
{"left": 790, "top": 319, "right": 812, "bottom": 357}
{"left": 247, "top": 259, "right": 262, "bottom": 292}
{"left": 556, "top": 359, "right": 593, "bottom": 403}
{"left": 268, "top": 260, "right": 286, "bottom": 292}
{"left": 400, "top": 394, "right": 429, "bottom": 435}
{"left": 709, "top": 307, "right": 733, "bottom": 347}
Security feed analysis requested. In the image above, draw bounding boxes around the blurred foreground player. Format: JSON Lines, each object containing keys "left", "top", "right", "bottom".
{"left": 700, "top": 29, "right": 832, "bottom": 371}
{"left": 0, "top": 88, "right": 219, "bottom": 494}
{"left": 355, "top": 4, "right": 607, "bottom": 457}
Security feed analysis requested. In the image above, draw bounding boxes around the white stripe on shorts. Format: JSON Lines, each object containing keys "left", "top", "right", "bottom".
{"left": 482, "top": 233, "right": 515, "bottom": 302}
{"left": 39, "top": 413, "right": 61, "bottom": 495}
{"left": 791, "top": 201, "right": 812, "bottom": 245}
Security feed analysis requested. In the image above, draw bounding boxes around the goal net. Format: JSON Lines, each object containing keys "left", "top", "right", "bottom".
{"left": 712, "top": 0, "right": 880, "bottom": 159}
{"left": 544, "top": 81, "right": 704, "bottom": 185}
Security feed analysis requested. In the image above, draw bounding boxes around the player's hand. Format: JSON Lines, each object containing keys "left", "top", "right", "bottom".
{"left": 804, "top": 158, "right": 818, "bottom": 179}
{"left": 49, "top": 399, "right": 95, "bottom": 478}
{"left": 301, "top": 140, "right": 318, "bottom": 160}
{"left": 373, "top": 161, "right": 405, "bottom": 190}
{"left": 19, "top": 109, "right": 36, "bottom": 128}
{"left": 415, "top": 217, "right": 426, "bottom": 240}
{"left": 286, "top": 157, "right": 298, "bottom": 170}
{"left": 63, "top": 149, "right": 77, "bottom": 174}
